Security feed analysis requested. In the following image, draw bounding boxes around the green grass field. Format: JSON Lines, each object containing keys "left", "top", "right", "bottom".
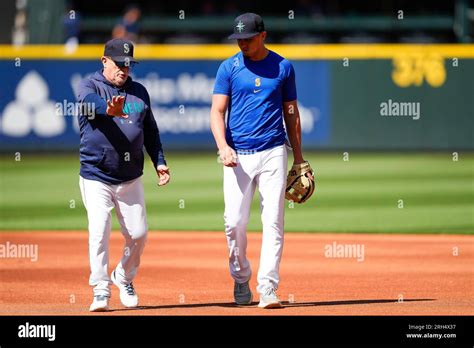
{"left": 0, "top": 152, "right": 473, "bottom": 233}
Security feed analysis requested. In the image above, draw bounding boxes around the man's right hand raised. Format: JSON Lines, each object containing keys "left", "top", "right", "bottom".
{"left": 106, "top": 96, "right": 128, "bottom": 118}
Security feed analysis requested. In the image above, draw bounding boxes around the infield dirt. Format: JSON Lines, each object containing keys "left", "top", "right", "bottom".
{"left": 0, "top": 231, "right": 472, "bottom": 315}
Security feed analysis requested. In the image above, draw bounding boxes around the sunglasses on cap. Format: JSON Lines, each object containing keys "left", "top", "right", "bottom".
{"left": 107, "top": 56, "right": 137, "bottom": 68}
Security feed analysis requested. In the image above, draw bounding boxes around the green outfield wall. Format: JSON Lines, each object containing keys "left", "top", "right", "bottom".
{"left": 329, "top": 58, "right": 473, "bottom": 149}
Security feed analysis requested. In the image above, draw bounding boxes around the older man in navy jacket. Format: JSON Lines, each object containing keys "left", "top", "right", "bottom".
{"left": 77, "top": 38, "right": 170, "bottom": 312}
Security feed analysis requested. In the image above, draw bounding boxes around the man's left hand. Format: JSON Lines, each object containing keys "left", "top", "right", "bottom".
{"left": 157, "top": 165, "right": 170, "bottom": 186}
{"left": 293, "top": 158, "right": 313, "bottom": 181}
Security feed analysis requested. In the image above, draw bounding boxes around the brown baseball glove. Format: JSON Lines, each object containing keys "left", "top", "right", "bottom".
{"left": 285, "top": 161, "right": 315, "bottom": 204}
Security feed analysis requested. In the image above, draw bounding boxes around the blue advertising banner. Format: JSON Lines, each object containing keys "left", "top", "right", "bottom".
{"left": 0, "top": 59, "right": 330, "bottom": 151}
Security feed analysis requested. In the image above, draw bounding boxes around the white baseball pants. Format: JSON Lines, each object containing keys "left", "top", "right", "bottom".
{"left": 79, "top": 176, "right": 148, "bottom": 297}
{"left": 223, "top": 144, "right": 288, "bottom": 295}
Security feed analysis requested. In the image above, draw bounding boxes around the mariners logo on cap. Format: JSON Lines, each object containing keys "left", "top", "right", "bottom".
{"left": 236, "top": 20, "right": 245, "bottom": 33}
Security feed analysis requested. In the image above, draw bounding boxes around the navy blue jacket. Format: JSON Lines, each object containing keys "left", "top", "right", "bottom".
{"left": 77, "top": 70, "right": 166, "bottom": 185}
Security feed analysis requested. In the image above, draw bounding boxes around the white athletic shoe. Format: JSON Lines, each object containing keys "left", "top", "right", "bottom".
{"left": 234, "top": 281, "right": 253, "bottom": 305}
{"left": 258, "top": 288, "right": 282, "bottom": 309}
{"left": 89, "top": 295, "right": 109, "bottom": 312}
{"left": 111, "top": 270, "right": 139, "bottom": 308}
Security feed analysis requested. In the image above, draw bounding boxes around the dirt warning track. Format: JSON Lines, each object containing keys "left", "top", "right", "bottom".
{"left": 0, "top": 231, "right": 472, "bottom": 315}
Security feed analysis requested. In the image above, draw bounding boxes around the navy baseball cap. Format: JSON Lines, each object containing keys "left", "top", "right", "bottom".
{"left": 104, "top": 38, "right": 138, "bottom": 67}
{"left": 228, "top": 13, "right": 265, "bottom": 39}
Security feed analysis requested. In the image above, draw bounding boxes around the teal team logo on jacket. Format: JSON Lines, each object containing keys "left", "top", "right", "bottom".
{"left": 123, "top": 101, "right": 144, "bottom": 115}
{"left": 119, "top": 101, "right": 145, "bottom": 124}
